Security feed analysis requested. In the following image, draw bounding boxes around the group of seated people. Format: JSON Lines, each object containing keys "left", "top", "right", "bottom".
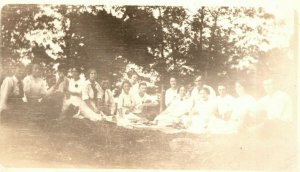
{"left": 0, "top": 63, "right": 293, "bottom": 134}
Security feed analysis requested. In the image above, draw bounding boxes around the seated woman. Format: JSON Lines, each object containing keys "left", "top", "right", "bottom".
{"left": 78, "top": 68, "right": 106, "bottom": 121}
{"left": 191, "top": 75, "right": 216, "bottom": 102}
{"left": 154, "top": 86, "right": 192, "bottom": 128}
{"left": 60, "top": 67, "right": 86, "bottom": 119}
{"left": 132, "top": 82, "right": 159, "bottom": 121}
{"left": 187, "top": 88, "right": 218, "bottom": 133}
{"left": 116, "top": 80, "right": 144, "bottom": 127}
{"left": 22, "top": 64, "right": 65, "bottom": 117}
{"left": 164, "top": 77, "right": 179, "bottom": 107}
{"left": 229, "top": 80, "right": 257, "bottom": 133}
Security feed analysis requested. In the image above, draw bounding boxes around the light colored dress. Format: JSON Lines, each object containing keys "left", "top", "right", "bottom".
{"left": 62, "top": 78, "right": 85, "bottom": 116}
{"left": 188, "top": 99, "right": 217, "bottom": 133}
{"left": 23, "top": 75, "right": 48, "bottom": 101}
{"left": 164, "top": 87, "right": 178, "bottom": 107}
{"left": 154, "top": 95, "right": 192, "bottom": 127}
{"left": 129, "top": 82, "right": 139, "bottom": 96}
{"left": 116, "top": 91, "right": 141, "bottom": 127}
{"left": 258, "top": 91, "right": 292, "bottom": 122}
{"left": 216, "top": 95, "right": 235, "bottom": 120}
{"left": 79, "top": 80, "right": 104, "bottom": 121}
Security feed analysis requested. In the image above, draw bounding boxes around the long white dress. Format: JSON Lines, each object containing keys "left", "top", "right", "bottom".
{"left": 216, "top": 95, "right": 235, "bottom": 120}
{"left": 116, "top": 91, "right": 143, "bottom": 128}
{"left": 79, "top": 80, "right": 104, "bottom": 121}
{"left": 187, "top": 99, "right": 217, "bottom": 133}
{"left": 154, "top": 96, "right": 192, "bottom": 127}
{"left": 62, "top": 78, "right": 85, "bottom": 114}
{"left": 164, "top": 88, "right": 178, "bottom": 107}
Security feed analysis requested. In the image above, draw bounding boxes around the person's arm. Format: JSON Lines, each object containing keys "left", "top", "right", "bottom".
{"left": 96, "top": 85, "right": 104, "bottom": 113}
{"left": 0, "top": 78, "right": 13, "bottom": 113}
{"left": 46, "top": 77, "right": 65, "bottom": 96}
{"left": 165, "top": 89, "right": 171, "bottom": 107}
{"left": 23, "top": 77, "right": 31, "bottom": 99}
{"left": 204, "top": 85, "right": 216, "bottom": 98}
{"left": 109, "top": 91, "right": 116, "bottom": 115}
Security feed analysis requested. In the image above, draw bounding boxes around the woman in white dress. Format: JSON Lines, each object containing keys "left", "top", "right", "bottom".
{"left": 154, "top": 86, "right": 192, "bottom": 128}
{"left": 164, "top": 77, "right": 179, "bottom": 107}
{"left": 190, "top": 75, "right": 216, "bottom": 102}
{"left": 60, "top": 67, "right": 86, "bottom": 119}
{"left": 229, "top": 80, "right": 257, "bottom": 133}
{"left": 79, "top": 68, "right": 104, "bottom": 121}
{"left": 187, "top": 88, "right": 218, "bottom": 133}
{"left": 116, "top": 80, "right": 144, "bottom": 127}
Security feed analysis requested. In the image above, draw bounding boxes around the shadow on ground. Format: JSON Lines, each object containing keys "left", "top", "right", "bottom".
{"left": 0, "top": 106, "right": 297, "bottom": 170}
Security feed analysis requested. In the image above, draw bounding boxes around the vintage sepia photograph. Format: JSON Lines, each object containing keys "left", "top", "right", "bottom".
{"left": 0, "top": 1, "right": 298, "bottom": 171}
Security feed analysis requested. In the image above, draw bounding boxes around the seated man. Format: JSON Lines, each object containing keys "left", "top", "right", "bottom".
{"left": 132, "top": 82, "right": 159, "bottom": 121}
{"left": 0, "top": 64, "right": 26, "bottom": 122}
{"left": 99, "top": 78, "right": 116, "bottom": 116}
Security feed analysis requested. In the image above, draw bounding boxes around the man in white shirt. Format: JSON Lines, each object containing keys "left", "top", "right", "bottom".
{"left": 216, "top": 84, "right": 235, "bottom": 121}
{"left": 0, "top": 64, "right": 26, "bottom": 122}
{"left": 165, "top": 77, "right": 178, "bottom": 107}
{"left": 132, "top": 82, "right": 159, "bottom": 121}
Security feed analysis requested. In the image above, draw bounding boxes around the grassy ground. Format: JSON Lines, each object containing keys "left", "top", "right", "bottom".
{"left": 0, "top": 105, "right": 297, "bottom": 170}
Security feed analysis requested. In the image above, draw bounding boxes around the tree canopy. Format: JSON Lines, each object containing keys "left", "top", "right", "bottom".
{"left": 0, "top": 5, "right": 295, "bottom": 95}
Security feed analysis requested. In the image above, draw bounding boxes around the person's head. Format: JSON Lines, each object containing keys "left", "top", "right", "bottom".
{"left": 235, "top": 80, "right": 247, "bottom": 96}
{"left": 263, "top": 78, "right": 275, "bottom": 95}
{"left": 87, "top": 68, "right": 97, "bottom": 82}
{"left": 199, "top": 88, "right": 210, "bottom": 101}
{"left": 57, "top": 65, "right": 67, "bottom": 78}
{"left": 71, "top": 67, "right": 80, "bottom": 80}
{"left": 139, "top": 82, "right": 148, "bottom": 95}
{"left": 31, "top": 64, "right": 42, "bottom": 78}
{"left": 121, "top": 80, "right": 131, "bottom": 93}
{"left": 170, "top": 77, "right": 177, "bottom": 88}
{"left": 128, "top": 71, "right": 139, "bottom": 84}
{"left": 101, "top": 79, "right": 110, "bottom": 90}
{"left": 194, "top": 75, "right": 204, "bottom": 88}
{"left": 218, "top": 84, "right": 227, "bottom": 97}
{"left": 177, "top": 86, "right": 187, "bottom": 98}
{"left": 14, "top": 64, "right": 26, "bottom": 80}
